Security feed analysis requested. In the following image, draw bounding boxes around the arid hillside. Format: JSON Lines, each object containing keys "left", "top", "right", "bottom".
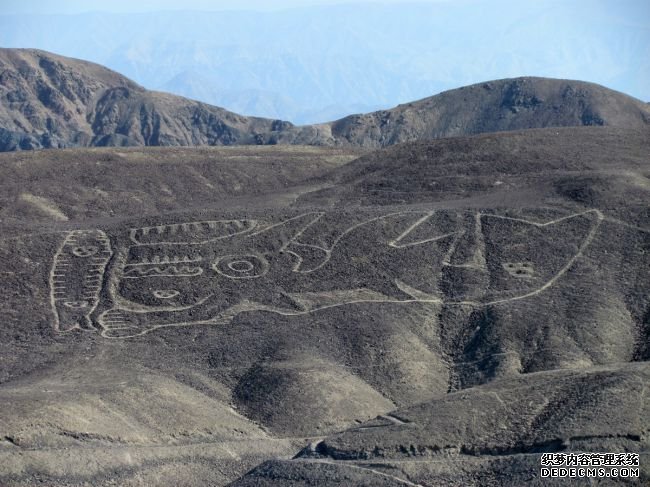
{"left": 278, "top": 77, "right": 650, "bottom": 147}
{"left": 1, "top": 49, "right": 648, "bottom": 151}
{"left": 0, "top": 48, "right": 294, "bottom": 151}
{"left": 0, "top": 126, "right": 648, "bottom": 485}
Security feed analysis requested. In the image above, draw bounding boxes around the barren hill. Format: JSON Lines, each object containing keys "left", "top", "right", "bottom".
{"left": 0, "top": 48, "right": 293, "bottom": 151}
{"left": 278, "top": 77, "right": 650, "bottom": 147}
{"left": 0, "top": 126, "right": 648, "bottom": 485}
{"left": 1, "top": 49, "right": 649, "bottom": 151}
{"left": 299, "top": 126, "right": 650, "bottom": 207}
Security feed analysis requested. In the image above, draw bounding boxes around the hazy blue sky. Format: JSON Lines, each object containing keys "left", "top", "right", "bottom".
{"left": 1, "top": 1, "right": 648, "bottom": 123}
{"left": 2, "top": 0, "right": 453, "bottom": 14}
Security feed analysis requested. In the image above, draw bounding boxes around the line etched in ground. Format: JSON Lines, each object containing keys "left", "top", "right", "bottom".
{"left": 50, "top": 230, "right": 112, "bottom": 332}
{"left": 48, "top": 209, "right": 603, "bottom": 338}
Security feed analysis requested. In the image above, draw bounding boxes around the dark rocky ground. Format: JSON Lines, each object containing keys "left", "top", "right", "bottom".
{"left": 0, "top": 126, "right": 648, "bottom": 486}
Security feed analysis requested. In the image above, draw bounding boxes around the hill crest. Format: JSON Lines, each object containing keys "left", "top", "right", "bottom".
{"left": 0, "top": 49, "right": 648, "bottom": 151}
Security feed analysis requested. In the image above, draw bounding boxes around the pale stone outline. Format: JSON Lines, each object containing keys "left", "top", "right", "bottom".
{"left": 95, "top": 209, "right": 603, "bottom": 338}
{"left": 129, "top": 219, "right": 259, "bottom": 245}
{"left": 50, "top": 230, "right": 112, "bottom": 332}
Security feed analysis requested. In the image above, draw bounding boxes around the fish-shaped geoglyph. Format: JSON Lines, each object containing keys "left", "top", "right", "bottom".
{"left": 49, "top": 209, "right": 603, "bottom": 338}
{"left": 50, "top": 230, "right": 112, "bottom": 332}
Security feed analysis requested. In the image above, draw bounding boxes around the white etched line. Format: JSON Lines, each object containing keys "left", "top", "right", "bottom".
{"left": 388, "top": 211, "right": 455, "bottom": 248}
{"left": 50, "top": 229, "right": 112, "bottom": 333}
{"left": 297, "top": 459, "right": 424, "bottom": 487}
{"left": 96, "top": 210, "right": 605, "bottom": 339}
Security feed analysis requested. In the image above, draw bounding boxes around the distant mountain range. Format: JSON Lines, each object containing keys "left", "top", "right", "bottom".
{"left": 0, "top": 49, "right": 648, "bottom": 152}
{"left": 0, "top": 2, "right": 647, "bottom": 124}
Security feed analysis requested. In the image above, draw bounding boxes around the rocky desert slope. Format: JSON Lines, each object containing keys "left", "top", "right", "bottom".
{"left": 0, "top": 125, "right": 647, "bottom": 485}
{"left": 278, "top": 77, "right": 650, "bottom": 148}
{"left": 1, "top": 48, "right": 648, "bottom": 151}
{"left": 0, "top": 49, "right": 293, "bottom": 151}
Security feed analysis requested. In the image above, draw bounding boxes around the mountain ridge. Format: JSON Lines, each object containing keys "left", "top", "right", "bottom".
{"left": 275, "top": 76, "right": 650, "bottom": 147}
{"left": 0, "top": 48, "right": 649, "bottom": 152}
{"left": 2, "top": 2, "right": 647, "bottom": 122}
{"left": 0, "top": 48, "right": 293, "bottom": 151}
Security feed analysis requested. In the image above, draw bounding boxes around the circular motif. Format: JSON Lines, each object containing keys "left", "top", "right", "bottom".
{"left": 228, "top": 260, "right": 255, "bottom": 273}
{"left": 72, "top": 245, "right": 99, "bottom": 257}
{"left": 212, "top": 254, "right": 269, "bottom": 279}
{"left": 153, "top": 290, "right": 180, "bottom": 299}
{"left": 63, "top": 300, "right": 89, "bottom": 308}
